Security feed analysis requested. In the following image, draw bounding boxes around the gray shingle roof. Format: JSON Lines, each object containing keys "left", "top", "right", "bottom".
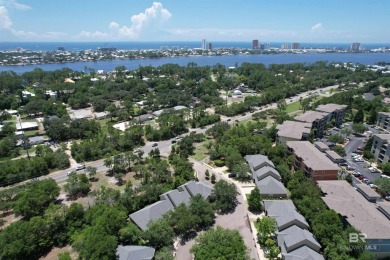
{"left": 116, "top": 245, "right": 155, "bottom": 260}
{"left": 129, "top": 181, "right": 212, "bottom": 231}
{"left": 283, "top": 246, "right": 325, "bottom": 260}
{"left": 263, "top": 200, "right": 297, "bottom": 217}
{"left": 253, "top": 166, "right": 281, "bottom": 181}
{"left": 183, "top": 181, "right": 212, "bottom": 198}
{"left": 245, "top": 154, "right": 275, "bottom": 171}
{"left": 275, "top": 211, "right": 309, "bottom": 231}
{"left": 129, "top": 199, "right": 175, "bottom": 231}
{"left": 277, "top": 225, "right": 322, "bottom": 253}
{"left": 256, "top": 176, "right": 287, "bottom": 198}
{"left": 160, "top": 186, "right": 192, "bottom": 207}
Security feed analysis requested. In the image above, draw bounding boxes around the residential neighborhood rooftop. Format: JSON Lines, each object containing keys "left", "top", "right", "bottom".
{"left": 116, "top": 245, "right": 155, "bottom": 260}
{"left": 294, "top": 111, "right": 329, "bottom": 123}
{"left": 286, "top": 141, "right": 340, "bottom": 171}
{"left": 374, "top": 134, "right": 390, "bottom": 141}
{"left": 317, "top": 180, "right": 390, "bottom": 239}
{"left": 276, "top": 120, "right": 312, "bottom": 140}
{"left": 255, "top": 176, "right": 287, "bottom": 198}
{"left": 245, "top": 154, "right": 275, "bottom": 171}
{"left": 315, "top": 103, "right": 347, "bottom": 113}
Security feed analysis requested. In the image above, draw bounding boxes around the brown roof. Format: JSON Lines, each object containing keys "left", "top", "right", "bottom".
{"left": 286, "top": 141, "right": 340, "bottom": 171}
{"left": 318, "top": 180, "right": 390, "bottom": 239}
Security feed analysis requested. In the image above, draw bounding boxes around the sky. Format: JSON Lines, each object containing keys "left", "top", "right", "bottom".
{"left": 0, "top": 0, "right": 389, "bottom": 43}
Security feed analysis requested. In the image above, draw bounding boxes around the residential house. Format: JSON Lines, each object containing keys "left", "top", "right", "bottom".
{"left": 94, "top": 112, "right": 109, "bottom": 120}
{"left": 116, "top": 245, "right": 155, "bottom": 260}
{"left": 363, "top": 93, "right": 375, "bottom": 101}
{"left": 263, "top": 200, "right": 324, "bottom": 260}
{"left": 69, "top": 109, "right": 93, "bottom": 120}
{"left": 16, "top": 121, "right": 39, "bottom": 131}
{"left": 382, "top": 97, "right": 390, "bottom": 106}
{"left": 245, "top": 155, "right": 287, "bottom": 198}
{"left": 129, "top": 181, "right": 212, "bottom": 231}
{"left": 22, "top": 90, "right": 36, "bottom": 98}
{"left": 286, "top": 141, "right": 340, "bottom": 181}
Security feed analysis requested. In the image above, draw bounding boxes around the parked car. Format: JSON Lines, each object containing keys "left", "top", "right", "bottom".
{"left": 228, "top": 173, "right": 236, "bottom": 178}
{"left": 357, "top": 147, "right": 364, "bottom": 151}
{"left": 358, "top": 175, "right": 365, "bottom": 180}
{"left": 353, "top": 171, "right": 361, "bottom": 177}
{"left": 369, "top": 184, "right": 378, "bottom": 189}
{"left": 171, "top": 140, "right": 177, "bottom": 144}
{"left": 152, "top": 143, "right": 158, "bottom": 147}
{"left": 227, "top": 118, "right": 232, "bottom": 122}
{"left": 339, "top": 162, "right": 348, "bottom": 167}
{"left": 353, "top": 150, "right": 363, "bottom": 154}
{"left": 346, "top": 165, "right": 355, "bottom": 171}
{"left": 76, "top": 165, "right": 85, "bottom": 171}
{"left": 369, "top": 167, "right": 378, "bottom": 173}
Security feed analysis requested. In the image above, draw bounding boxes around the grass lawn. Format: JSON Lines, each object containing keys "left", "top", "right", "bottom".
{"left": 191, "top": 140, "right": 211, "bottom": 161}
{"left": 285, "top": 101, "right": 301, "bottom": 113}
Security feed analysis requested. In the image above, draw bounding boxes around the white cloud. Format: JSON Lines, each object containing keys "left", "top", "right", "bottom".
{"left": 0, "top": 0, "right": 31, "bottom": 10}
{"left": 109, "top": 21, "right": 119, "bottom": 30}
{"left": 311, "top": 23, "right": 323, "bottom": 32}
{"left": 0, "top": 6, "right": 12, "bottom": 29}
{"left": 76, "top": 30, "right": 108, "bottom": 39}
{"left": 114, "top": 2, "right": 172, "bottom": 38}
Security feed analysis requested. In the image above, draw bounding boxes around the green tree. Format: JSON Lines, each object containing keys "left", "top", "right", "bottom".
{"left": 155, "top": 247, "right": 175, "bottom": 260}
{"left": 210, "top": 180, "right": 238, "bottom": 213}
{"left": 189, "top": 194, "right": 215, "bottom": 228}
{"left": 85, "top": 166, "right": 97, "bottom": 180}
{"left": 352, "top": 123, "right": 367, "bottom": 134}
{"left": 332, "top": 145, "right": 346, "bottom": 156}
{"left": 119, "top": 222, "right": 143, "bottom": 245}
{"left": 190, "top": 226, "right": 249, "bottom": 260}
{"left": 145, "top": 219, "right": 174, "bottom": 249}
{"left": 205, "top": 169, "right": 210, "bottom": 180}
{"left": 353, "top": 109, "right": 365, "bottom": 123}
{"left": 232, "top": 161, "right": 251, "bottom": 181}
{"left": 210, "top": 173, "right": 216, "bottom": 183}
{"left": 64, "top": 172, "right": 91, "bottom": 200}
{"left": 247, "top": 187, "right": 263, "bottom": 212}
{"left": 374, "top": 177, "right": 390, "bottom": 195}
{"left": 255, "top": 217, "right": 277, "bottom": 245}
{"left": 13, "top": 179, "right": 60, "bottom": 219}
{"left": 380, "top": 162, "right": 390, "bottom": 174}
{"left": 72, "top": 226, "right": 118, "bottom": 259}
{"left": 328, "top": 134, "right": 345, "bottom": 144}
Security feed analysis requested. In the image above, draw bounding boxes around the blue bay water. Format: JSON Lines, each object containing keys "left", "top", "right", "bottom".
{"left": 1, "top": 42, "right": 390, "bottom": 73}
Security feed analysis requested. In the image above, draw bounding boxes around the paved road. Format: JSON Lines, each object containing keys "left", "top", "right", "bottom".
{"left": 1, "top": 84, "right": 342, "bottom": 190}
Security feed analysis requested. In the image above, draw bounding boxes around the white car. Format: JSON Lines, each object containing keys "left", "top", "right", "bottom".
{"left": 76, "top": 165, "right": 85, "bottom": 171}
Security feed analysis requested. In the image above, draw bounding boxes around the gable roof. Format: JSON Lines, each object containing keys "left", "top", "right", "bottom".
{"left": 129, "top": 199, "right": 175, "bottom": 231}
{"left": 283, "top": 246, "right": 324, "bottom": 260}
{"left": 253, "top": 166, "right": 281, "bottom": 181}
{"left": 183, "top": 181, "right": 212, "bottom": 198}
{"left": 263, "top": 200, "right": 297, "bottom": 217}
{"left": 160, "top": 186, "right": 192, "bottom": 207}
{"left": 129, "top": 181, "right": 212, "bottom": 231}
{"left": 277, "top": 225, "right": 322, "bottom": 253}
{"left": 256, "top": 176, "right": 287, "bottom": 197}
{"left": 116, "top": 245, "right": 155, "bottom": 260}
{"left": 275, "top": 211, "right": 309, "bottom": 231}
{"left": 245, "top": 154, "right": 275, "bottom": 171}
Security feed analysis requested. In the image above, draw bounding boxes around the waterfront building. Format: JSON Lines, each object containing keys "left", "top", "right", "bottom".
{"left": 252, "top": 39, "right": 259, "bottom": 50}
{"left": 350, "top": 42, "right": 361, "bottom": 51}
{"left": 202, "top": 39, "right": 206, "bottom": 50}
{"left": 291, "top": 43, "right": 300, "bottom": 50}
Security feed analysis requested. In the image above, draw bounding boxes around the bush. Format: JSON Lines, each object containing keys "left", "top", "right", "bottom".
{"left": 214, "top": 159, "right": 225, "bottom": 167}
